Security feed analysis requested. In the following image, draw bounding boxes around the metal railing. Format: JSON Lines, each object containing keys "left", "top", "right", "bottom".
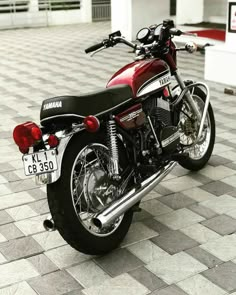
{"left": 39, "top": 0, "right": 80, "bottom": 11}
{"left": 0, "top": 0, "right": 29, "bottom": 13}
{"left": 92, "top": 3, "right": 110, "bottom": 21}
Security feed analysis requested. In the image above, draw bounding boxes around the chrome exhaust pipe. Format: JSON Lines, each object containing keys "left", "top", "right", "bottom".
{"left": 43, "top": 215, "right": 56, "bottom": 232}
{"left": 93, "top": 161, "right": 176, "bottom": 229}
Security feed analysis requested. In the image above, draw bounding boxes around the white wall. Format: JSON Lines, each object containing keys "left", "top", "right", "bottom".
{"left": 0, "top": 0, "right": 92, "bottom": 29}
{"left": 204, "top": 0, "right": 227, "bottom": 22}
{"left": 131, "top": 0, "right": 170, "bottom": 40}
{"left": 176, "top": 0, "right": 204, "bottom": 24}
{"left": 111, "top": 0, "right": 132, "bottom": 39}
{"left": 111, "top": 0, "right": 170, "bottom": 41}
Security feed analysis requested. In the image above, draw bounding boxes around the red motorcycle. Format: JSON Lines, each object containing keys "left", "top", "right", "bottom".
{"left": 13, "top": 20, "right": 215, "bottom": 254}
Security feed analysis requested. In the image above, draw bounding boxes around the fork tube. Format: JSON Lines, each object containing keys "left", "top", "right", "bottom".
{"left": 174, "top": 71, "right": 201, "bottom": 121}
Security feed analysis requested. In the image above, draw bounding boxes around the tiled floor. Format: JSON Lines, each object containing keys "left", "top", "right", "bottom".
{"left": 0, "top": 21, "right": 236, "bottom": 295}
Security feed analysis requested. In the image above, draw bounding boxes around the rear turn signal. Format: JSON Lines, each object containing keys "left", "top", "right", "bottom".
{"left": 48, "top": 134, "right": 59, "bottom": 148}
{"left": 83, "top": 116, "right": 100, "bottom": 133}
{"left": 13, "top": 122, "right": 42, "bottom": 153}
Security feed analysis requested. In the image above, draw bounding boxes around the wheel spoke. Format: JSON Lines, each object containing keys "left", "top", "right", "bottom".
{"left": 71, "top": 143, "right": 124, "bottom": 237}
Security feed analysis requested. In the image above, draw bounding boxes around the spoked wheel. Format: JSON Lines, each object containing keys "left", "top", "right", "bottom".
{"left": 178, "top": 86, "right": 215, "bottom": 171}
{"left": 47, "top": 133, "right": 133, "bottom": 255}
{"left": 71, "top": 143, "right": 124, "bottom": 237}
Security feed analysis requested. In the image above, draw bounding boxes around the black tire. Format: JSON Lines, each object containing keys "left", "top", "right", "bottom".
{"left": 47, "top": 132, "right": 133, "bottom": 255}
{"left": 178, "top": 87, "right": 215, "bottom": 171}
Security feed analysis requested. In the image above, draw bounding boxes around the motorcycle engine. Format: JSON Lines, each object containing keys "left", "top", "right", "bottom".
{"left": 143, "top": 94, "right": 180, "bottom": 154}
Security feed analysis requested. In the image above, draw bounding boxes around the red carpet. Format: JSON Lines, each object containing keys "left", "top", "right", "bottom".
{"left": 188, "top": 29, "right": 225, "bottom": 41}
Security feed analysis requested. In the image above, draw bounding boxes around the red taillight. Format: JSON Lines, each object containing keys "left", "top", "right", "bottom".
{"left": 163, "top": 87, "right": 170, "bottom": 98}
{"left": 48, "top": 134, "right": 59, "bottom": 148}
{"left": 13, "top": 122, "right": 42, "bottom": 153}
{"left": 83, "top": 116, "right": 100, "bottom": 133}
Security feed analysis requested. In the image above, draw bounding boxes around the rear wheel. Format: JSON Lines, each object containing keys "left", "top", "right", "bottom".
{"left": 47, "top": 132, "right": 133, "bottom": 255}
{"left": 178, "top": 86, "right": 215, "bottom": 171}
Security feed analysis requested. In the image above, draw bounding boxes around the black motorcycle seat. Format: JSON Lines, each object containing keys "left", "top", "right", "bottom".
{"left": 40, "top": 84, "right": 133, "bottom": 125}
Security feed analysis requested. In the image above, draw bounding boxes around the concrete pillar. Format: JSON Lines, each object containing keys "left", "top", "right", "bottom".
{"left": 81, "top": 0, "right": 92, "bottom": 23}
{"left": 29, "top": 0, "right": 39, "bottom": 12}
{"left": 176, "top": 0, "right": 204, "bottom": 24}
{"left": 111, "top": 0, "right": 170, "bottom": 41}
{"left": 205, "top": 0, "right": 236, "bottom": 86}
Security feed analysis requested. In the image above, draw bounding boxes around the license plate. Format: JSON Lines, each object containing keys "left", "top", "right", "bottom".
{"left": 23, "top": 150, "right": 58, "bottom": 176}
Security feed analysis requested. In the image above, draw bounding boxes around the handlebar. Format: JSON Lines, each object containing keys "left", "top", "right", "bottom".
{"left": 85, "top": 42, "right": 104, "bottom": 54}
{"left": 85, "top": 20, "right": 198, "bottom": 56}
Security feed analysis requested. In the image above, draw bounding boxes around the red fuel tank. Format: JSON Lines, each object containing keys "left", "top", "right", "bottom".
{"left": 107, "top": 58, "right": 171, "bottom": 98}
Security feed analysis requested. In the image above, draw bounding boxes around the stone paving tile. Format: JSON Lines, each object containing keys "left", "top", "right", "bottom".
{"left": 226, "top": 208, "right": 236, "bottom": 219}
{"left": 28, "top": 199, "right": 50, "bottom": 215}
{"left": 95, "top": 248, "right": 144, "bottom": 277}
{"left": 180, "top": 223, "right": 221, "bottom": 244}
{"left": 160, "top": 176, "right": 201, "bottom": 193}
{"left": 202, "top": 261, "right": 236, "bottom": 292}
{"left": 1, "top": 171, "right": 21, "bottom": 182}
{"left": 202, "top": 214, "right": 236, "bottom": 235}
{"left": 151, "top": 230, "right": 199, "bottom": 254}
{"left": 81, "top": 273, "right": 149, "bottom": 295}
{"left": 121, "top": 222, "right": 158, "bottom": 247}
{"left": 0, "top": 259, "right": 39, "bottom": 288}
{"left": 15, "top": 214, "right": 47, "bottom": 236}
{"left": 187, "top": 203, "right": 218, "bottom": 219}
{"left": 140, "top": 199, "right": 173, "bottom": 217}
{"left": 45, "top": 245, "right": 90, "bottom": 269}
{"left": 27, "top": 253, "right": 58, "bottom": 275}
{"left": 158, "top": 193, "right": 196, "bottom": 210}
{"left": 199, "top": 165, "right": 236, "bottom": 181}
{"left": 201, "top": 195, "right": 236, "bottom": 214}
{"left": 28, "top": 270, "right": 82, "bottom": 295}
{"left": 0, "top": 191, "right": 34, "bottom": 210}
{"left": 0, "top": 236, "right": 43, "bottom": 261}
{"left": 181, "top": 187, "right": 217, "bottom": 202}
{"left": 155, "top": 208, "right": 205, "bottom": 230}
{"left": 146, "top": 252, "right": 207, "bottom": 284}
{"left": 0, "top": 282, "right": 38, "bottom": 295}
{"left": 200, "top": 181, "right": 235, "bottom": 196}
{"left": 142, "top": 218, "right": 171, "bottom": 234}
{"left": 67, "top": 260, "right": 111, "bottom": 288}
{"left": 0, "top": 223, "right": 24, "bottom": 240}
{"left": 0, "top": 210, "right": 13, "bottom": 225}
{"left": 185, "top": 246, "right": 222, "bottom": 269}
{"left": 33, "top": 231, "right": 66, "bottom": 251}
{"left": 132, "top": 209, "right": 153, "bottom": 222}
{"left": 129, "top": 266, "right": 167, "bottom": 292}
{"left": 27, "top": 188, "right": 47, "bottom": 201}
{"left": 177, "top": 274, "right": 227, "bottom": 295}
{"left": 6, "top": 204, "right": 37, "bottom": 221}
{"left": 127, "top": 240, "right": 170, "bottom": 264}
{"left": 200, "top": 234, "right": 236, "bottom": 261}
{"left": 0, "top": 233, "right": 7, "bottom": 244}
{"left": 208, "top": 155, "right": 232, "bottom": 167}
{"left": 149, "top": 285, "right": 188, "bottom": 295}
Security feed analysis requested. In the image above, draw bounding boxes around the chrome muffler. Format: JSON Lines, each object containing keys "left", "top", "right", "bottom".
{"left": 93, "top": 161, "right": 176, "bottom": 229}
{"left": 43, "top": 215, "right": 56, "bottom": 232}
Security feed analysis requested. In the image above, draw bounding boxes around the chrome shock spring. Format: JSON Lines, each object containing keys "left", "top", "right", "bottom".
{"left": 107, "top": 120, "right": 120, "bottom": 179}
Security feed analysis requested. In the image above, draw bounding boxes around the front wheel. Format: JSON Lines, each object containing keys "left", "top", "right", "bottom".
{"left": 47, "top": 132, "right": 133, "bottom": 255}
{"left": 178, "top": 86, "right": 215, "bottom": 171}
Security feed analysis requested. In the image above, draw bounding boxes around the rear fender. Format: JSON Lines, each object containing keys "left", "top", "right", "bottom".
{"left": 35, "top": 134, "right": 72, "bottom": 185}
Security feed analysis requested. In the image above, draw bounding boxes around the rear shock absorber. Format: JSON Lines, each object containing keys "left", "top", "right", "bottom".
{"left": 107, "top": 120, "right": 120, "bottom": 180}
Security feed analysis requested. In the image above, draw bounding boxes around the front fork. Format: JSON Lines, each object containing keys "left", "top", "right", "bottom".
{"left": 174, "top": 71, "right": 210, "bottom": 143}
